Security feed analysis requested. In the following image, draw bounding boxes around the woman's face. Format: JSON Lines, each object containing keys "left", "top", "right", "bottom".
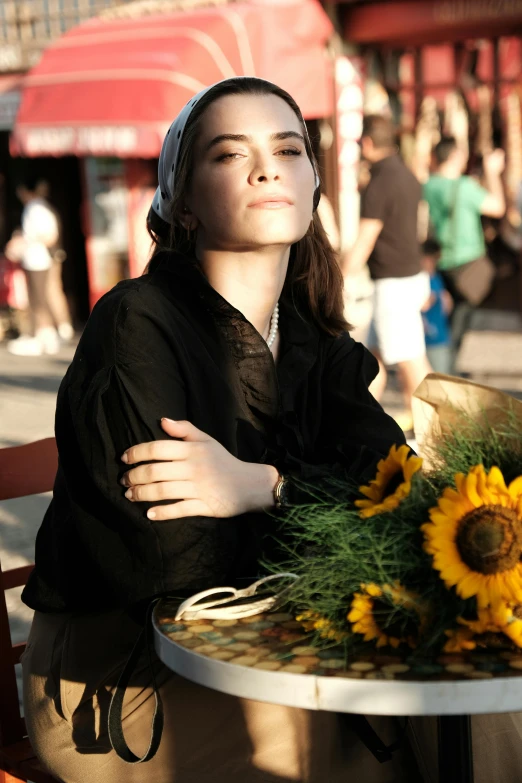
{"left": 185, "top": 93, "right": 316, "bottom": 251}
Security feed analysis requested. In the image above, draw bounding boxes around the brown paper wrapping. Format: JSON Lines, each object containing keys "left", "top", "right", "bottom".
{"left": 412, "top": 373, "right": 522, "bottom": 469}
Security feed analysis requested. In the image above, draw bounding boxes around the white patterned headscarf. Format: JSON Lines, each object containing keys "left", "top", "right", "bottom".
{"left": 151, "top": 77, "right": 321, "bottom": 227}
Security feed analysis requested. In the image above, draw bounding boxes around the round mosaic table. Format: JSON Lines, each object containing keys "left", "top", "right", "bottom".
{"left": 153, "top": 600, "right": 522, "bottom": 783}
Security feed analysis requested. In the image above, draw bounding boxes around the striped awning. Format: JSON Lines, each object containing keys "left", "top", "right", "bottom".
{"left": 12, "top": 0, "right": 333, "bottom": 157}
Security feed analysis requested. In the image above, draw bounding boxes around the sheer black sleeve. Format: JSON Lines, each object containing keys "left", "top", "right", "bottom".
{"left": 277, "top": 334, "right": 406, "bottom": 505}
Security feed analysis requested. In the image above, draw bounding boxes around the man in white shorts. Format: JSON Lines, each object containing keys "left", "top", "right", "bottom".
{"left": 343, "top": 115, "right": 431, "bottom": 425}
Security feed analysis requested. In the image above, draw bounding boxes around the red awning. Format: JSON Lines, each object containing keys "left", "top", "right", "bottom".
{"left": 12, "top": 0, "right": 333, "bottom": 158}
{"left": 343, "top": 1, "right": 522, "bottom": 46}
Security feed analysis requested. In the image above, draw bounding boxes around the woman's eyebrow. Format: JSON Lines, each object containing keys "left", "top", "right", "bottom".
{"left": 206, "top": 131, "right": 305, "bottom": 151}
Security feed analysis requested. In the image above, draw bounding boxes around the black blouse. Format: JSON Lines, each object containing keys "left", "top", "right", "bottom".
{"left": 22, "top": 252, "right": 405, "bottom": 614}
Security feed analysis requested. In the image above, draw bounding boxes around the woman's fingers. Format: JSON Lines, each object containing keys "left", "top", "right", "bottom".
{"left": 125, "top": 480, "right": 196, "bottom": 503}
{"left": 121, "top": 460, "right": 192, "bottom": 487}
{"left": 160, "top": 418, "right": 209, "bottom": 442}
{"left": 148, "top": 499, "right": 211, "bottom": 521}
{"left": 122, "top": 438, "right": 189, "bottom": 465}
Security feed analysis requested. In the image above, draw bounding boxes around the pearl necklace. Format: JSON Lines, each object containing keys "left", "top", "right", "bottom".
{"left": 266, "top": 302, "right": 279, "bottom": 349}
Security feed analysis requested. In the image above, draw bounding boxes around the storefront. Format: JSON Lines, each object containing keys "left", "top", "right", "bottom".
{"left": 324, "top": 0, "right": 522, "bottom": 318}
{"left": 12, "top": 0, "right": 335, "bottom": 309}
{"left": 338, "top": 1, "right": 522, "bottom": 191}
{"left": 0, "top": 74, "right": 90, "bottom": 328}
{"left": 0, "top": 75, "right": 24, "bottom": 247}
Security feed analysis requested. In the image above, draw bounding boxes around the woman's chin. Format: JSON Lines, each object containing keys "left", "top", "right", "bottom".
{"left": 247, "top": 233, "right": 304, "bottom": 250}
{"left": 242, "top": 225, "right": 308, "bottom": 249}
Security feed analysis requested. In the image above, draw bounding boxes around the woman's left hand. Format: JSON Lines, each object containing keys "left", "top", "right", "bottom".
{"left": 120, "top": 418, "right": 279, "bottom": 521}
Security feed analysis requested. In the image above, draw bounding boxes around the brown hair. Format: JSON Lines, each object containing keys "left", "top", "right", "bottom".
{"left": 147, "top": 77, "right": 349, "bottom": 337}
{"left": 361, "top": 114, "right": 397, "bottom": 150}
{"left": 434, "top": 135, "right": 457, "bottom": 165}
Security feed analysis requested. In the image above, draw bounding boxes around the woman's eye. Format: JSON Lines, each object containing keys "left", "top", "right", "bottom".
{"left": 216, "top": 148, "right": 302, "bottom": 161}
{"left": 216, "top": 152, "right": 243, "bottom": 161}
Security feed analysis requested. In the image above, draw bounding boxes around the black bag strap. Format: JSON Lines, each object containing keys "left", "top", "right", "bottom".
{"left": 449, "top": 177, "right": 462, "bottom": 258}
{"left": 108, "top": 598, "right": 407, "bottom": 766}
{"left": 339, "top": 714, "right": 409, "bottom": 763}
{"left": 108, "top": 598, "right": 164, "bottom": 763}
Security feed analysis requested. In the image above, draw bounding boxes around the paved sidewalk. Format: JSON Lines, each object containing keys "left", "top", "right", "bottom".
{"left": 0, "top": 342, "right": 76, "bottom": 712}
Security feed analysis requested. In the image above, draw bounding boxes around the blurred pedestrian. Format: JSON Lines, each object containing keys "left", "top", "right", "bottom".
{"left": 342, "top": 114, "right": 431, "bottom": 428}
{"left": 423, "top": 136, "right": 505, "bottom": 355}
{"left": 36, "top": 179, "right": 74, "bottom": 342}
{"left": 5, "top": 176, "right": 61, "bottom": 355}
{"left": 421, "top": 239, "right": 453, "bottom": 375}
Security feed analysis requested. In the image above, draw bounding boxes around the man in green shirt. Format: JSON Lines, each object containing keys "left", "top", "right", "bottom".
{"left": 424, "top": 137, "right": 505, "bottom": 270}
{"left": 423, "top": 136, "right": 505, "bottom": 356}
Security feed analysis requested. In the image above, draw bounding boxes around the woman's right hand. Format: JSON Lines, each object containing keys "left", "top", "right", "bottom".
{"left": 120, "top": 418, "right": 279, "bottom": 521}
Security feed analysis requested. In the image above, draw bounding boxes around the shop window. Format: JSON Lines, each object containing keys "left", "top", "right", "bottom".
{"left": 399, "top": 52, "right": 415, "bottom": 88}
{"left": 475, "top": 40, "right": 494, "bottom": 83}
{"left": 499, "top": 37, "right": 522, "bottom": 80}
{"left": 83, "top": 157, "right": 129, "bottom": 306}
{"left": 422, "top": 45, "right": 455, "bottom": 86}
{"left": 399, "top": 89, "right": 416, "bottom": 131}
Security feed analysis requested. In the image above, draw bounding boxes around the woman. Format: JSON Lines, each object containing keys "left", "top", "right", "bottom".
{"left": 6, "top": 176, "right": 61, "bottom": 355}
{"left": 21, "top": 77, "right": 415, "bottom": 783}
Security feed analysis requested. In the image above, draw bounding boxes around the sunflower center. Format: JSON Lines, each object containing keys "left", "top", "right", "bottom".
{"left": 381, "top": 470, "right": 405, "bottom": 501}
{"left": 456, "top": 505, "right": 522, "bottom": 574}
{"left": 513, "top": 605, "right": 522, "bottom": 621}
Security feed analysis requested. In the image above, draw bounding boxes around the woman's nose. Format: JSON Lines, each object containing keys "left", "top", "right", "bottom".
{"left": 250, "top": 154, "right": 280, "bottom": 184}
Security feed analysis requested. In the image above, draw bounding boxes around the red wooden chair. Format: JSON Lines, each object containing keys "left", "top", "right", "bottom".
{"left": 0, "top": 438, "right": 61, "bottom": 783}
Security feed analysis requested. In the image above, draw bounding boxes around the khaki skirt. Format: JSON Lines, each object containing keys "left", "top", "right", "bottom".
{"left": 22, "top": 608, "right": 419, "bottom": 783}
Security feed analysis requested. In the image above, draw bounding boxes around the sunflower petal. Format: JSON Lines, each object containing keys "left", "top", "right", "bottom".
{"left": 404, "top": 456, "right": 423, "bottom": 481}
{"left": 438, "top": 497, "right": 468, "bottom": 520}
{"left": 456, "top": 571, "right": 483, "bottom": 599}
{"left": 455, "top": 473, "right": 466, "bottom": 493}
{"left": 487, "top": 466, "right": 509, "bottom": 495}
{"left": 464, "top": 471, "right": 483, "bottom": 507}
{"left": 508, "top": 476, "right": 522, "bottom": 503}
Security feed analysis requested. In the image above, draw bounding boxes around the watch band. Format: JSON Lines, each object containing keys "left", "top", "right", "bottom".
{"left": 273, "top": 474, "right": 289, "bottom": 509}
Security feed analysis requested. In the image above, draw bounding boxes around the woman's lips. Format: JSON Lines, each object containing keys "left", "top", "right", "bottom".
{"left": 248, "top": 199, "right": 293, "bottom": 209}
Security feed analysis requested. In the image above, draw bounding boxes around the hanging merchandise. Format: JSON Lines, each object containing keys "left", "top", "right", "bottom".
{"left": 444, "top": 90, "right": 470, "bottom": 159}
{"left": 414, "top": 95, "right": 442, "bottom": 183}
{"left": 475, "top": 84, "right": 493, "bottom": 157}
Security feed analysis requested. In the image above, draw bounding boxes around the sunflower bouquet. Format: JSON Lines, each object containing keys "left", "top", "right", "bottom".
{"left": 268, "top": 375, "right": 522, "bottom": 657}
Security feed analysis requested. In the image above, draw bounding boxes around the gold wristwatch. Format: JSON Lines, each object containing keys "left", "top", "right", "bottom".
{"left": 273, "top": 473, "right": 289, "bottom": 510}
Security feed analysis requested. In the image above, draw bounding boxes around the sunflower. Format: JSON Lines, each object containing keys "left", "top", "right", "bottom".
{"left": 443, "top": 601, "right": 522, "bottom": 652}
{"left": 490, "top": 602, "right": 522, "bottom": 647}
{"left": 347, "top": 582, "right": 424, "bottom": 649}
{"left": 296, "top": 610, "right": 347, "bottom": 643}
{"left": 422, "top": 465, "right": 522, "bottom": 608}
{"left": 355, "top": 444, "right": 423, "bottom": 518}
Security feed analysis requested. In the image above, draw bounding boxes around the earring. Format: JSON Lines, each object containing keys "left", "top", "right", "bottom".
{"left": 186, "top": 224, "right": 192, "bottom": 242}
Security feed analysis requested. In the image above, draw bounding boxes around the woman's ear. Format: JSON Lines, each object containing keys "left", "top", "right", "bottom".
{"left": 179, "top": 205, "right": 199, "bottom": 231}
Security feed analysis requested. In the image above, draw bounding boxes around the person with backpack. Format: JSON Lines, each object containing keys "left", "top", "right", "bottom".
{"left": 423, "top": 137, "right": 506, "bottom": 355}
